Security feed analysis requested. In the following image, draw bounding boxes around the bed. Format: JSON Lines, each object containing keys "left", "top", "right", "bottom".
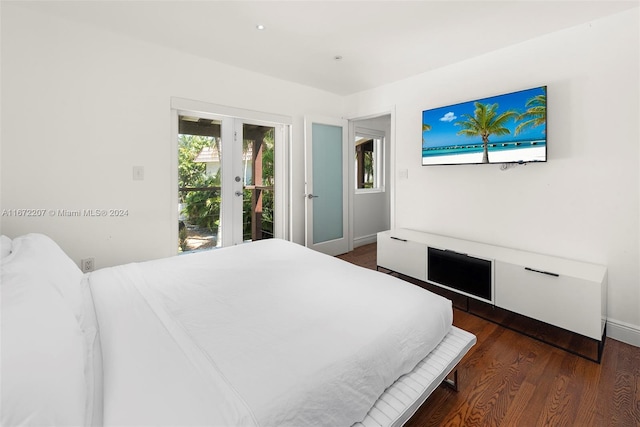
{"left": 1, "top": 233, "right": 476, "bottom": 426}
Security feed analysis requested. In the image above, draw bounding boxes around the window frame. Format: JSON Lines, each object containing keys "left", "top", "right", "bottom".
{"left": 354, "top": 127, "right": 385, "bottom": 194}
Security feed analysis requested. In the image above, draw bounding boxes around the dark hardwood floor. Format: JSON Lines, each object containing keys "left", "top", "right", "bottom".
{"left": 337, "top": 243, "right": 640, "bottom": 427}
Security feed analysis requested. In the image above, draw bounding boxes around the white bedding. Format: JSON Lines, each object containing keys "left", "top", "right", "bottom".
{"left": 89, "top": 239, "right": 453, "bottom": 427}
{"left": 1, "top": 234, "right": 92, "bottom": 427}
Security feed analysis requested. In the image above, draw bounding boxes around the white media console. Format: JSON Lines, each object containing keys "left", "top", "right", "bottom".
{"left": 377, "top": 229, "right": 608, "bottom": 354}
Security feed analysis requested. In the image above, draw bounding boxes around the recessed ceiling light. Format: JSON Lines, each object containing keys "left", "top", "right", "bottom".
{"left": 256, "top": 24, "right": 266, "bottom": 30}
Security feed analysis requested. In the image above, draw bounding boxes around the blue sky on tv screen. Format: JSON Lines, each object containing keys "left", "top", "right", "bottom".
{"left": 421, "top": 87, "right": 546, "bottom": 149}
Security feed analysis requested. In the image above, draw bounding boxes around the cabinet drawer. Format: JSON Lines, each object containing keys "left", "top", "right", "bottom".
{"left": 494, "top": 261, "right": 601, "bottom": 339}
{"left": 377, "top": 234, "right": 426, "bottom": 281}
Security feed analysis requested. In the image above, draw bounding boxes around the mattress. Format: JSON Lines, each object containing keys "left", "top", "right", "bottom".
{"left": 88, "top": 239, "right": 457, "bottom": 427}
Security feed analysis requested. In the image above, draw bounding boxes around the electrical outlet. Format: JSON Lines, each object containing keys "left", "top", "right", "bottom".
{"left": 81, "top": 257, "right": 95, "bottom": 273}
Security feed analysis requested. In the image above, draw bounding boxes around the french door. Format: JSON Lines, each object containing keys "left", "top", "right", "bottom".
{"left": 177, "top": 113, "right": 283, "bottom": 252}
{"left": 304, "top": 115, "right": 349, "bottom": 256}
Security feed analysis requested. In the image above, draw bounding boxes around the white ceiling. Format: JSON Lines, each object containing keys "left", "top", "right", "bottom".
{"left": 16, "top": 1, "right": 638, "bottom": 95}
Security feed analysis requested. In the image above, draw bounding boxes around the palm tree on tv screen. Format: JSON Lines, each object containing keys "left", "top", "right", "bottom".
{"left": 515, "top": 87, "right": 547, "bottom": 135}
{"left": 455, "top": 102, "right": 517, "bottom": 163}
{"left": 422, "top": 123, "right": 431, "bottom": 146}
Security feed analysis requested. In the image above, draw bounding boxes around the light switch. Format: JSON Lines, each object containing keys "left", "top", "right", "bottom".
{"left": 399, "top": 169, "right": 408, "bottom": 179}
{"left": 133, "top": 166, "right": 144, "bottom": 181}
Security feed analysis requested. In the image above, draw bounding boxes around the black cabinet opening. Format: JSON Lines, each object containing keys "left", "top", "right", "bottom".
{"left": 427, "top": 247, "right": 492, "bottom": 301}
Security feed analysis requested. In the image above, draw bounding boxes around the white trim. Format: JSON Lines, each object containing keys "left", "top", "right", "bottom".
{"left": 220, "top": 117, "right": 235, "bottom": 246}
{"left": 274, "top": 123, "right": 290, "bottom": 241}
{"left": 171, "top": 97, "right": 292, "bottom": 125}
{"left": 353, "top": 233, "right": 377, "bottom": 248}
{"left": 347, "top": 122, "right": 355, "bottom": 252}
{"left": 606, "top": 318, "right": 640, "bottom": 348}
{"left": 389, "top": 107, "right": 396, "bottom": 230}
{"left": 170, "top": 109, "right": 180, "bottom": 253}
{"left": 287, "top": 125, "right": 294, "bottom": 242}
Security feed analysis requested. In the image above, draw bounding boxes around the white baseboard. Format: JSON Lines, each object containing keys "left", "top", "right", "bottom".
{"left": 606, "top": 318, "right": 640, "bottom": 348}
{"left": 353, "top": 233, "right": 377, "bottom": 248}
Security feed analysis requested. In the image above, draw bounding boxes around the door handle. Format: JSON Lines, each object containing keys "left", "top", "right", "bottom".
{"left": 235, "top": 191, "right": 243, "bottom": 197}
{"left": 307, "top": 194, "right": 319, "bottom": 199}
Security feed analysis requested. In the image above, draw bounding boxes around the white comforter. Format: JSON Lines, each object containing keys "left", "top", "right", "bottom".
{"left": 89, "top": 239, "right": 452, "bottom": 427}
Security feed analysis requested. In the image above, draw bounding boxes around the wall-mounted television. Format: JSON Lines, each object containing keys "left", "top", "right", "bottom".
{"left": 421, "top": 86, "right": 547, "bottom": 166}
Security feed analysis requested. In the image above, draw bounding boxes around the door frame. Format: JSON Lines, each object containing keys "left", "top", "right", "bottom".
{"left": 346, "top": 108, "right": 396, "bottom": 247}
{"left": 170, "top": 97, "right": 291, "bottom": 252}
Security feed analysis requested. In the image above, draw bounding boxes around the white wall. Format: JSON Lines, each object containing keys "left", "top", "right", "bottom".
{"left": 0, "top": 3, "right": 343, "bottom": 267}
{"left": 345, "top": 9, "right": 640, "bottom": 344}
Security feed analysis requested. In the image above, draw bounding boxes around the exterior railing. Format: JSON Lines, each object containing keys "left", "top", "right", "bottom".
{"left": 179, "top": 186, "right": 274, "bottom": 249}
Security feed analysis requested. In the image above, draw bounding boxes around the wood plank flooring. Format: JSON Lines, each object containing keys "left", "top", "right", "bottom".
{"left": 337, "top": 243, "right": 640, "bottom": 427}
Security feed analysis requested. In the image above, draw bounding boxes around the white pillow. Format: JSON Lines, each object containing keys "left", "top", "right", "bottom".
{"left": 1, "top": 245, "right": 86, "bottom": 426}
{"left": 0, "top": 234, "right": 11, "bottom": 258}
{"left": 7, "top": 234, "right": 85, "bottom": 323}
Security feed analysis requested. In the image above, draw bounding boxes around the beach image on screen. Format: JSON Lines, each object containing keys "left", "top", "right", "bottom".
{"left": 422, "top": 86, "right": 546, "bottom": 165}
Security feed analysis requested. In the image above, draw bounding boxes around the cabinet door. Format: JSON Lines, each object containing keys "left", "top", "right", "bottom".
{"left": 377, "top": 233, "right": 426, "bottom": 281}
{"left": 495, "top": 261, "right": 601, "bottom": 340}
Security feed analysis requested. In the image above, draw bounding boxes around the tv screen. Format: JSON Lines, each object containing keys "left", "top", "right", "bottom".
{"left": 422, "top": 86, "right": 547, "bottom": 166}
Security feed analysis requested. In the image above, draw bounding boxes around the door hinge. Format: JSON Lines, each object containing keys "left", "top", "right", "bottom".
{"left": 234, "top": 131, "right": 238, "bottom": 142}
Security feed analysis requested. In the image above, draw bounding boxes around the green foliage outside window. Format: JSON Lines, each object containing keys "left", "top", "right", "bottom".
{"left": 179, "top": 134, "right": 221, "bottom": 234}
{"left": 179, "top": 129, "right": 275, "bottom": 243}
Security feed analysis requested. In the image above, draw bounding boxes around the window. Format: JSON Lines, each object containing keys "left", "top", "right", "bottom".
{"left": 355, "top": 128, "right": 384, "bottom": 192}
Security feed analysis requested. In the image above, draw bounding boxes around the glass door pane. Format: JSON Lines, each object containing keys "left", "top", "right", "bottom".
{"left": 311, "top": 123, "right": 343, "bottom": 244}
{"left": 177, "top": 115, "right": 223, "bottom": 252}
{"left": 241, "top": 124, "right": 276, "bottom": 242}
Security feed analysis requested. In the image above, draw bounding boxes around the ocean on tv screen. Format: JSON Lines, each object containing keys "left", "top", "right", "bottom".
{"left": 421, "top": 140, "right": 546, "bottom": 165}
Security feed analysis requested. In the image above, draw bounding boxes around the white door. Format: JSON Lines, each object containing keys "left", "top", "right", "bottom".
{"left": 176, "top": 112, "right": 285, "bottom": 252}
{"left": 304, "top": 115, "right": 349, "bottom": 256}
{"left": 231, "top": 120, "right": 284, "bottom": 245}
